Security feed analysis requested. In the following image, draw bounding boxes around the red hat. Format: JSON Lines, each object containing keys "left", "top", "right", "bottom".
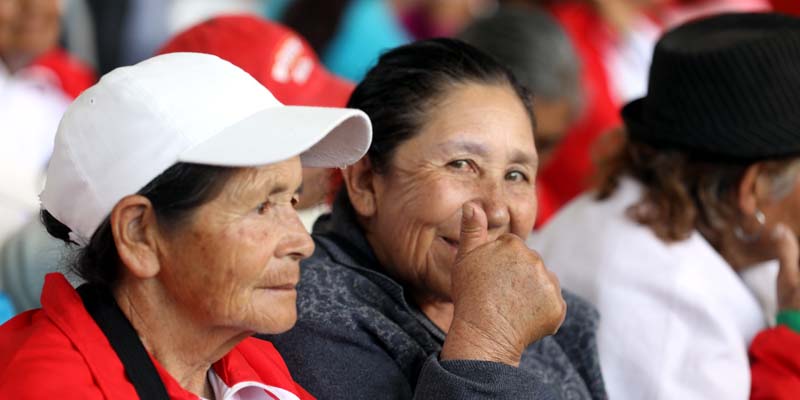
{"left": 158, "top": 14, "right": 354, "bottom": 107}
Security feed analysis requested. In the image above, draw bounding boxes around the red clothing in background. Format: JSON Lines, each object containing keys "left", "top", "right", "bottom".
{"left": 538, "top": 2, "right": 622, "bottom": 225}
{"left": 771, "top": 0, "right": 800, "bottom": 15}
{"left": 0, "top": 274, "right": 314, "bottom": 399}
{"left": 29, "top": 48, "right": 96, "bottom": 99}
{"left": 749, "top": 325, "right": 800, "bottom": 399}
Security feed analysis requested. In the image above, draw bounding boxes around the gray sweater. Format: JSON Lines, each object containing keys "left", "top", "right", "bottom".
{"left": 266, "top": 196, "right": 606, "bottom": 399}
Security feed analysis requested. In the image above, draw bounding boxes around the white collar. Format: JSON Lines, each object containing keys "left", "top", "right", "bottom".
{"left": 202, "top": 370, "right": 301, "bottom": 400}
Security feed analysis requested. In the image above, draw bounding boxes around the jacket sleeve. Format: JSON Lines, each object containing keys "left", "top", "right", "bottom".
{"left": 414, "top": 355, "right": 556, "bottom": 400}
{"left": 750, "top": 326, "right": 800, "bottom": 399}
{"left": 268, "top": 320, "right": 555, "bottom": 400}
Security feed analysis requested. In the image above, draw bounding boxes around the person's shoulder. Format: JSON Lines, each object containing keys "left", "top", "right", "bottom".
{"left": 0, "top": 309, "right": 103, "bottom": 398}
{"left": 31, "top": 48, "right": 97, "bottom": 99}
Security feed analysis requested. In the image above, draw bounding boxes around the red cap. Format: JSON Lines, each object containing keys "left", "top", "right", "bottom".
{"left": 157, "top": 14, "right": 354, "bottom": 107}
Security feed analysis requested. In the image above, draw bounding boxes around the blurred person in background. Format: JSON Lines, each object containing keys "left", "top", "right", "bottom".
{"left": 0, "top": 0, "right": 94, "bottom": 315}
{"left": 158, "top": 14, "right": 355, "bottom": 232}
{"left": 280, "top": 0, "right": 496, "bottom": 82}
{"left": 459, "top": 5, "right": 582, "bottom": 227}
{"left": 268, "top": 38, "right": 606, "bottom": 399}
{"left": 0, "top": 0, "right": 95, "bottom": 245}
{"left": 530, "top": 13, "right": 800, "bottom": 399}
{"left": 496, "top": 0, "right": 768, "bottom": 227}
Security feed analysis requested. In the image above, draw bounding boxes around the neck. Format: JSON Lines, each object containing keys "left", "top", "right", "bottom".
{"left": 700, "top": 226, "right": 771, "bottom": 272}
{"left": 594, "top": 0, "right": 642, "bottom": 35}
{"left": 113, "top": 278, "right": 249, "bottom": 398}
{"left": 1, "top": 53, "right": 36, "bottom": 74}
{"left": 416, "top": 295, "right": 455, "bottom": 333}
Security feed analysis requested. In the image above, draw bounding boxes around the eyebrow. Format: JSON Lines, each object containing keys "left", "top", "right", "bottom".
{"left": 437, "top": 140, "right": 490, "bottom": 158}
{"left": 438, "top": 139, "right": 537, "bottom": 166}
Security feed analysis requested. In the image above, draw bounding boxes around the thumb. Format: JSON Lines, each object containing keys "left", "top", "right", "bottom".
{"left": 456, "top": 202, "right": 489, "bottom": 260}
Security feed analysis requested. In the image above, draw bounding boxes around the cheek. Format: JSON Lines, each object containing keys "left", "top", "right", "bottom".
{"left": 509, "top": 190, "right": 538, "bottom": 236}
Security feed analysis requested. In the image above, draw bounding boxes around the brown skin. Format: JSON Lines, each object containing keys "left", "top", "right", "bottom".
{"left": 3, "top": 0, "right": 60, "bottom": 71}
{"left": 344, "top": 82, "right": 566, "bottom": 366}
{"left": 0, "top": 0, "right": 18, "bottom": 53}
{"left": 110, "top": 156, "right": 314, "bottom": 398}
{"left": 532, "top": 98, "right": 573, "bottom": 168}
{"left": 443, "top": 203, "right": 565, "bottom": 366}
{"left": 726, "top": 162, "right": 800, "bottom": 312}
{"left": 297, "top": 167, "right": 331, "bottom": 210}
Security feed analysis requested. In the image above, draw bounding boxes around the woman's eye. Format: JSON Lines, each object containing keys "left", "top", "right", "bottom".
{"left": 447, "top": 160, "right": 471, "bottom": 170}
{"left": 291, "top": 195, "right": 299, "bottom": 208}
{"left": 506, "top": 170, "right": 529, "bottom": 182}
{"left": 256, "top": 201, "right": 269, "bottom": 215}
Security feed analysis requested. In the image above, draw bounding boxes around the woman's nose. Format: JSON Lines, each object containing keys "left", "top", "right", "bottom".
{"left": 275, "top": 212, "right": 316, "bottom": 261}
{"left": 479, "top": 183, "right": 511, "bottom": 232}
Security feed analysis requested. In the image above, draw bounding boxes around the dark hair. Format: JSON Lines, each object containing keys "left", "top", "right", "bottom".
{"left": 42, "top": 163, "right": 236, "bottom": 288}
{"left": 347, "top": 38, "right": 535, "bottom": 173}
{"left": 596, "top": 130, "right": 800, "bottom": 245}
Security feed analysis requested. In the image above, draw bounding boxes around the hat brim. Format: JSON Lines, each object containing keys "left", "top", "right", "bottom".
{"left": 178, "top": 106, "right": 371, "bottom": 168}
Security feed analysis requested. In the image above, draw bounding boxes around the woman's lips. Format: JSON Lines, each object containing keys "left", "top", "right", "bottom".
{"left": 440, "top": 236, "right": 459, "bottom": 250}
{"left": 267, "top": 283, "right": 297, "bottom": 290}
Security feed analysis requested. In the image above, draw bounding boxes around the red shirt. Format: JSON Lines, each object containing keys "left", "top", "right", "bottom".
{"left": 0, "top": 274, "right": 314, "bottom": 399}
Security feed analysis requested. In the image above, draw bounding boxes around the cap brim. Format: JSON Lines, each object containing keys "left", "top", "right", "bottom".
{"left": 178, "top": 106, "right": 372, "bottom": 168}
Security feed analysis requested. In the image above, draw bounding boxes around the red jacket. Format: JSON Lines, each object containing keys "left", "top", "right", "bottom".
{"left": 0, "top": 274, "right": 314, "bottom": 399}
{"left": 750, "top": 325, "right": 800, "bottom": 399}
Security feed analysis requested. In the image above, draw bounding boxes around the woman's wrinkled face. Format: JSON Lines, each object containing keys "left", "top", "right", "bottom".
{"left": 157, "top": 156, "right": 314, "bottom": 335}
{"left": 367, "top": 83, "right": 538, "bottom": 302}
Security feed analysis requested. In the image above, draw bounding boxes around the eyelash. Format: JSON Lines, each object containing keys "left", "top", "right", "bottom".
{"left": 257, "top": 195, "right": 300, "bottom": 214}
{"left": 447, "top": 159, "right": 474, "bottom": 171}
{"left": 448, "top": 160, "right": 530, "bottom": 182}
{"left": 505, "top": 170, "right": 529, "bottom": 182}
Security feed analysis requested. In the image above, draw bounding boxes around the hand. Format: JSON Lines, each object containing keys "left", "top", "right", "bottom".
{"left": 772, "top": 224, "right": 800, "bottom": 311}
{"left": 441, "top": 203, "right": 566, "bottom": 367}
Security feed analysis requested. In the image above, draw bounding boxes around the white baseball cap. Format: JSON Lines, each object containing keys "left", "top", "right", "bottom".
{"left": 41, "top": 52, "right": 372, "bottom": 244}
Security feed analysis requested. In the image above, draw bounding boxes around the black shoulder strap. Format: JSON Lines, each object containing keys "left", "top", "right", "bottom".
{"left": 77, "top": 284, "right": 171, "bottom": 400}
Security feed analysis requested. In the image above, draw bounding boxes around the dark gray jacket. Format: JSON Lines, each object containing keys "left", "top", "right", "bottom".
{"left": 267, "top": 197, "right": 606, "bottom": 399}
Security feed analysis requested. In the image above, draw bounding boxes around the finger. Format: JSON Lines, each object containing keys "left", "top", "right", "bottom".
{"left": 773, "top": 224, "right": 800, "bottom": 308}
{"left": 456, "top": 202, "right": 489, "bottom": 259}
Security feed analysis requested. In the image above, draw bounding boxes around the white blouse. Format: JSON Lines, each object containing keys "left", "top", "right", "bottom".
{"left": 529, "top": 178, "right": 775, "bottom": 400}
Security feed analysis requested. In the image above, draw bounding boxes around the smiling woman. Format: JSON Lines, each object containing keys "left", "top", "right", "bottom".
{"left": 267, "top": 38, "right": 606, "bottom": 399}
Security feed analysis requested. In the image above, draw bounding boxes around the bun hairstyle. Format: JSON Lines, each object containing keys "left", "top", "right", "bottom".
{"left": 42, "top": 163, "right": 235, "bottom": 288}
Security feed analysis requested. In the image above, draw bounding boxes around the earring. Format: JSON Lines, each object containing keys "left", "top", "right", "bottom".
{"left": 734, "top": 209, "right": 766, "bottom": 242}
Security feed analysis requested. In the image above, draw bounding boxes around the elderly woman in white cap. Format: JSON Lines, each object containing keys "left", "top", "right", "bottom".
{"left": 0, "top": 52, "right": 371, "bottom": 399}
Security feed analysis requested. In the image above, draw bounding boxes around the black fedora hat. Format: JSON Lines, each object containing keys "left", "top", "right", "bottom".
{"left": 622, "top": 12, "right": 800, "bottom": 162}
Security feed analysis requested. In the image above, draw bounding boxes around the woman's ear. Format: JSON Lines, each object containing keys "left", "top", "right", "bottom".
{"left": 110, "top": 195, "right": 161, "bottom": 279}
{"left": 738, "top": 163, "right": 764, "bottom": 216}
{"left": 343, "top": 157, "right": 378, "bottom": 218}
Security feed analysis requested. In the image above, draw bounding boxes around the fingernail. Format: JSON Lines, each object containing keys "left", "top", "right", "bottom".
{"left": 463, "top": 203, "right": 474, "bottom": 220}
